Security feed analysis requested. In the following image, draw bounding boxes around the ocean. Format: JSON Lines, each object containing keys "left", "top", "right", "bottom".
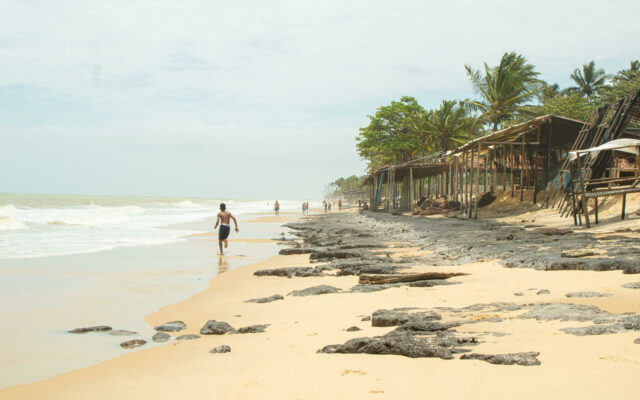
{"left": 0, "top": 193, "right": 305, "bottom": 259}
{"left": 0, "top": 193, "right": 310, "bottom": 388}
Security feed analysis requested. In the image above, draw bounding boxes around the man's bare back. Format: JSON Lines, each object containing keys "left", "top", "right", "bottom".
{"left": 217, "top": 211, "right": 233, "bottom": 225}
{"left": 214, "top": 203, "right": 239, "bottom": 255}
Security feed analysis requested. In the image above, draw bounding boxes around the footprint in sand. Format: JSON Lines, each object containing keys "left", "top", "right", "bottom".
{"left": 341, "top": 369, "right": 367, "bottom": 376}
{"left": 370, "top": 388, "right": 385, "bottom": 394}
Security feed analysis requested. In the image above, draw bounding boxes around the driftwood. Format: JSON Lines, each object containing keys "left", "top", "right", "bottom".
{"left": 359, "top": 272, "right": 468, "bottom": 285}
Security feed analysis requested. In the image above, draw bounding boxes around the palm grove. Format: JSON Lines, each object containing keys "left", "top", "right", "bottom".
{"left": 330, "top": 52, "right": 640, "bottom": 195}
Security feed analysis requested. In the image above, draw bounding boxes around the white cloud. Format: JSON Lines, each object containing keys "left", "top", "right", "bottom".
{"left": 1, "top": 0, "right": 639, "bottom": 198}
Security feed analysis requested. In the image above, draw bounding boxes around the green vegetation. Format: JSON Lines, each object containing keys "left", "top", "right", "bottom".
{"left": 464, "top": 52, "right": 542, "bottom": 131}
{"left": 353, "top": 54, "right": 640, "bottom": 172}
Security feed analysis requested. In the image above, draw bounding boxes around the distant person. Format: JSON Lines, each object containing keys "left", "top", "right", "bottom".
{"left": 328, "top": 202, "right": 332, "bottom": 212}
{"left": 301, "top": 202, "right": 306, "bottom": 215}
{"left": 363, "top": 202, "right": 369, "bottom": 211}
{"left": 338, "top": 199, "right": 342, "bottom": 211}
{"left": 357, "top": 200, "right": 361, "bottom": 210}
{"left": 323, "top": 201, "right": 327, "bottom": 213}
{"left": 306, "top": 202, "right": 309, "bottom": 215}
{"left": 214, "top": 203, "right": 239, "bottom": 255}
{"left": 274, "top": 200, "right": 280, "bottom": 216}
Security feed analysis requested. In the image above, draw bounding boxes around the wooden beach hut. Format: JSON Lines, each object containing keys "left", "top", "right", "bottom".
{"left": 444, "top": 115, "right": 584, "bottom": 218}
{"left": 543, "top": 89, "right": 640, "bottom": 226}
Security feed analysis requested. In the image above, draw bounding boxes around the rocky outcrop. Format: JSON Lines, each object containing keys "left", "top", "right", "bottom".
{"left": 68, "top": 326, "right": 112, "bottom": 334}
{"left": 237, "top": 325, "right": 268, "bottom": 334}
{"left": 210, "top": 345, "right": 231, "bottom": 354}
{"left": 200, "top": 320, "right": 235, "bottom": 335}
{"left": 288, "top": 285, "right": 341, "bottom": 296}
{"left": 254, "top": 265, "right": 332, "bottom": 277}
{"left": 120, "top": 339, "right": 146, "bottom": 349}
{"left": 152, "top": 332, "right": 171, "bottom": 342}
{"left": 176, "top": 334, "right": 200, "bottom": 340}
{"left": 565, "top": 291, "right": 612, "bottom": 298}
{"left": 108, "top": 330, "right": 137, "bottom": 336}
{"left": 318, "top": 335, "right": 454, "bottom": 359}
{"left": 461, "top": 352, "right": 540, "bottom": 366}
{"left": 154, "top": 321, "right": 186, "bottom": 332}
{"left": 245, "top": 294, "right": 284, "bottom": 303}
{"left": 371, "top": 309, "right": 441, "bottom": 327}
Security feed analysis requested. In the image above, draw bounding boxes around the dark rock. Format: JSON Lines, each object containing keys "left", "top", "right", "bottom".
{"left": 318, "top": 335, "right": 453, "bottom": 359}
{"left": 561, "top": 249, "right": 597, "bottom": 258}
{"left": 561, "top": 325, "right": 621, "bottom": 336}
{"left": 154, "top": 321, "right": 186, "bottom": 332}
{"left": 246, "top": 294, "right": 284, "bottom": 303}
{"left": 254, "top": 266, "right": 327, "bottom": 277}
{"left": 361, "top": 316, "right": 371, "bottom": 322}
{"left": 336, "top": 264, "right": 400, "bottom": 276}
{"left": 346, "top": 326, "right": 361, "bottom": 332}
{"left": 238, "top": 325, "right": 268, "bottom": 334}
{"left": 519, "top": 303, "right": 613, "bottom": 322}
{"left": 514, "top": 292, "right": 524, "bottom": 296}
{"left": 390, "top": 321, "right": 459, "bottom": 334}
{"left": 371, "top": 309, "right": 410, "bottom": 327}
{"left": 176, "top": 334, "right": 200, "bottom": 340}
{"left": 348, "top": 280, "right": 460, "bottom": 293}
{"left": 634, "top": 338, "right": 640, "bottom": 344}
{"left": 288, "top": 285, "right": 341, "bottom": 296}
{"left": 108, "top": 330, "right": 137, "bottom": 336}
{"left": 120, "top": 339, "right": 146, "bottom": 349}
{"left": 210, "top": 345, "right": 231, "bottom": 353}
{"left": 371, "top": 309, "right": 441, "bottom": 327}
{"left": 200, "top": 320, "right": 236, "bottom": 335}
{"left": 68, "top": 326, "right": 112, "bottom": 334}
{"left": 278, "top": 248, "right": 316, "bottom": 255}
{"left": 622, "top": 282, "right": 640, "bottom": 289}
{"left": 152, "top": 332, "right": 171, "bottom": 342}
{"left": 309, "top": 250, "right": 363, "bottom": 261}
{"left": 536, "top": 289, "right": 550, "bottom": 295}
{"left": 565, "top": 291, "right": 612, "bottom": 298}
{"left": 622, "top": 316, "right": 640, "bottom": 330}
{"left": 461, "top": 352, "right": 540, "bottom": 366}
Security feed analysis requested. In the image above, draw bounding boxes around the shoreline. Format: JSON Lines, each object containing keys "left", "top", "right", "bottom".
{"left": 2, "top": 209, "right": 640, "bottom": 399}
{"left": 0, "top": 210, "right": 299, "bottom": 389}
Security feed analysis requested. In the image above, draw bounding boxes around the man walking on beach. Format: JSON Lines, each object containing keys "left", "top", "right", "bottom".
{"left": 274, "top": 200, "right": 280, "bottom": 216}
{"left": 214, "top": 203, "right": 239, "bottom": 255}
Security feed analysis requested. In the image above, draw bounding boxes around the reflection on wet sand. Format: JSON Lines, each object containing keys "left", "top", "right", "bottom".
{"left": 217, "top": 256, "right": 228, "bottom": 274}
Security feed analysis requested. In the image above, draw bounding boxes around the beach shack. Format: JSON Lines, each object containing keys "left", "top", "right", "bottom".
{"left": 543, "top": 88, "right": 640, "bottom": 226}
{"left": 443, "top": 115, "right": 584, "bottom": 218}
{"left": 367, "top": 115, "right": 584, "bottom": 216}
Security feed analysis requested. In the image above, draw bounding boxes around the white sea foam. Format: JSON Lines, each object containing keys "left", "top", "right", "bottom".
{"left": 0, "top": 195, "right": 306, "bottom": 259}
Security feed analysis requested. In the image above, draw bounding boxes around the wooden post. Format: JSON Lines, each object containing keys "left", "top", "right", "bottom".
{"left": 409, "top": 167, "right": 414, "bottom": 210}
{"left": 622, "top": 193, "right": 627, "bottom": 220}
{"left": 484, "top": 152, "right": 488, "bottom": 193}
{"left": 510, "top": 144, "right": 515, "bottom": 197}
{"left": 475, "top": 143, "right": 481, "bottom": 219}
{"left": 576, "top": 154, "right": 590, "bottom": 228}
{"left": 520, "top": 136, "right": 525, "bottom": 202}
{"left": 594, "top": 197, "right": 599, "bottom": 224}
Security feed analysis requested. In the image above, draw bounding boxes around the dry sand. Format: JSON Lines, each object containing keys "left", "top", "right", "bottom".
{"left": 3, "top": 204, "right": 640, "bottom": 399}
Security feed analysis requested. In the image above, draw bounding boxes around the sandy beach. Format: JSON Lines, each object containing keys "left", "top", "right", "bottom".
{"left": 3, "top": 202, "right": 640, "bottom": 399}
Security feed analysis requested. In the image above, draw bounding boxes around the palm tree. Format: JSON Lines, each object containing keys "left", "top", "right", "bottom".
{"left": 464, "top": 52, "right": 542, "bottom": 131}
{"left": 568, "top": 61, "right": 609, "bottom": 97}
{"left": 412, "top": 100, "right": 474, "bottom": 153}
{"left": 614, "top": 60, "right": 640, "bottom": 82}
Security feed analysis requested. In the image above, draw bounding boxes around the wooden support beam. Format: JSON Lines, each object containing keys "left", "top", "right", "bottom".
{"left": 576, "top": 155, "right": 590, "bottom": 228}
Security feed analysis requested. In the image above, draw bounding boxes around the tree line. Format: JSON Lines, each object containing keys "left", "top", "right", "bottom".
{"left": 355, "top": 52, "right": 640, "bottom": 171}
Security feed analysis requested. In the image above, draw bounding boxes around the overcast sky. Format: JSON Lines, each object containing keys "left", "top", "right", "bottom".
{"left": 1, "top": 0, "right": 638, "bottom": 199}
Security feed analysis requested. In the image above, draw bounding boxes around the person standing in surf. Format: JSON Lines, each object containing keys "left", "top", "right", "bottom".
{"left": 274, "top": 200, "right": 280, "bottom": 216}
{"left": 214, "top": 203, "right": 239, "bottom": 255}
